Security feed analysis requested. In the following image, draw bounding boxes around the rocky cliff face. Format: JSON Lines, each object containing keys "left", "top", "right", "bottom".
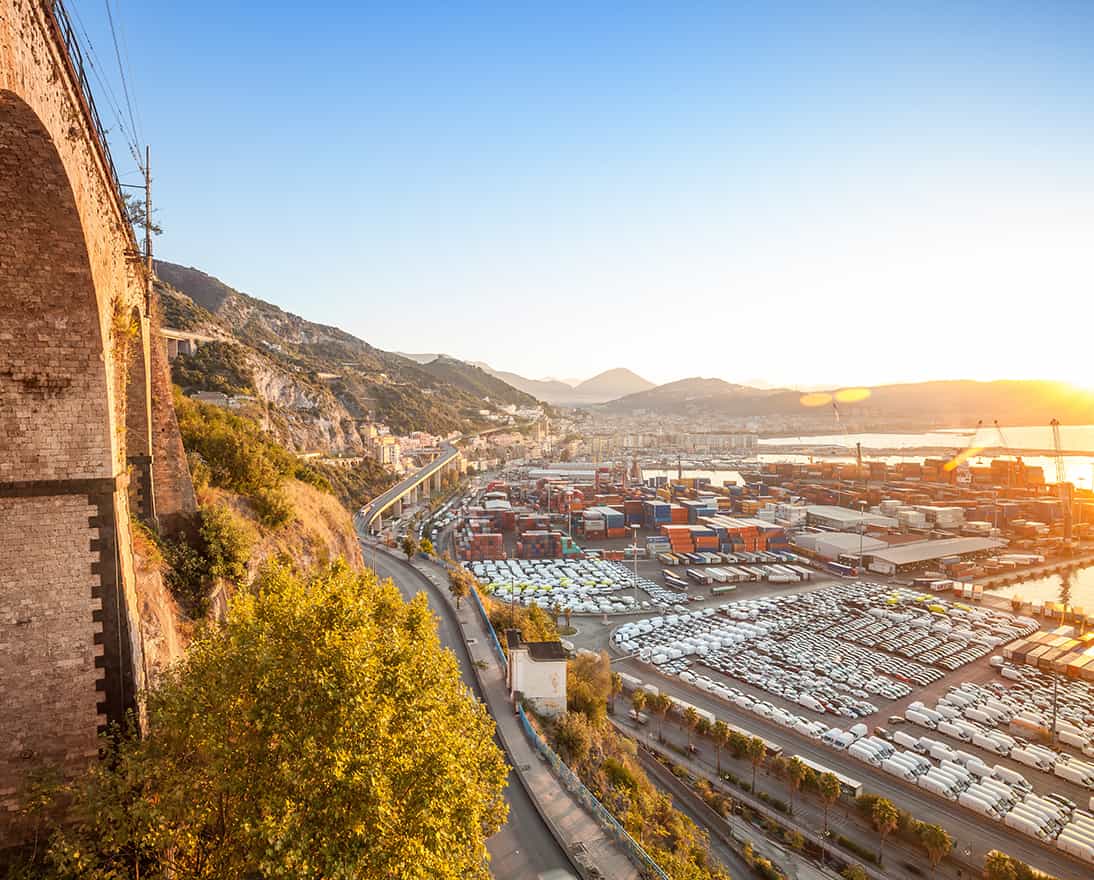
{"left": 155, "top": 261, "right": 541, "bottom": 453}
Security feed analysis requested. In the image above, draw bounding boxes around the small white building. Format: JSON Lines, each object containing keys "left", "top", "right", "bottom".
{"left": 506, "top": 630, "right": 567, "bottom": 716}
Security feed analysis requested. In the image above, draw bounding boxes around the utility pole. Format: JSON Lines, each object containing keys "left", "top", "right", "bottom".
{"left": 144, "top": 145, "right": 153, "bottom": 312}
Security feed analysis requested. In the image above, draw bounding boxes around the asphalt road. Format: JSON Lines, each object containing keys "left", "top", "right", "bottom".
{"left": 365, "top": 545, "right": 574, "bottom": 880}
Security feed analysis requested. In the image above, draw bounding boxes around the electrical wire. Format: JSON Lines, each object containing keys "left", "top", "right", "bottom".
{"left": 67, "top": 0, "right": 143, "bottom": 171}
{"left": 102, "top": 0, "right": 143, "bottom": 171}
{"left": 113, "top": 0, "right": 144, "bottom": 147}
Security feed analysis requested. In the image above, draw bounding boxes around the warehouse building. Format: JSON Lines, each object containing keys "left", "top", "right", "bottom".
{"left": 793, "top": 531, "right": 888, "bottom": 561}
{"left": 804, "top": 505, "right": 898, "bottom": 532}
{"left": 862, "top": 536, "right": 1006, "bottom": 575}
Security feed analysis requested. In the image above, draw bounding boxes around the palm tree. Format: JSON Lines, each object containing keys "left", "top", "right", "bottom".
{"left": 917, "top": 822, "right": 953, "bottom": 876}
{"left": 631, "top": 688, "right": 647, "bottom": 721}
{"left": 683, "top": 706, "right": 699, "bottom": 749}
{"left": 653, "top": 693, "right": 671, "bottom": 741}
{"left": 786, "top": 756, "right": 807, "bottom": 815}
{"left": 871, "top": 797, "right": 899, "bottom": 865}
{"left": 983, "top": 851, "right": 1017, "bottom": 880}
{"left": 609, "top": 672, "right": 623, "bottom": 715}
{"left": 563, "top": 606, "right": 572, "bottom": 630}
{"left": 746, "top": 736, "right": 766, "bottom": 793}
{"left": 818, "top": 772, "right": 841, "bottom": 833}
{"left": 712, "top": 720, "right": 729, "bottom": 773}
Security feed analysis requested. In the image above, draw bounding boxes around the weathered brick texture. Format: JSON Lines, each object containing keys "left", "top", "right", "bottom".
{"left": 0, "top": 0, "right": 192, "bottom": 847}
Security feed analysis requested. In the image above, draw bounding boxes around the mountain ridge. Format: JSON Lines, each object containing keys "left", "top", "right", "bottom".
{"left": 155, "top": 261, "right": 539, "bottom": 452}
{"left": 600, "top": 376, "right": 1094, "bottom": 427}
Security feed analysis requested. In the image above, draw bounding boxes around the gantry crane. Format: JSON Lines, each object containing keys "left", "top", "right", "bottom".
{"left": 1050, "top": 419, "right": 1074, "bottom": 545}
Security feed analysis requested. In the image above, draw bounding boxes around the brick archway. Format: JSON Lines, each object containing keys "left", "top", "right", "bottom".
{"left": 0, "top": 89, "right": 136, "bottom": 839}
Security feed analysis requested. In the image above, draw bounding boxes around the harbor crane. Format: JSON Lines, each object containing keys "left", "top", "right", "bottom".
{"left": 1050, "top": 419, "right": 1074, "bottom": 545}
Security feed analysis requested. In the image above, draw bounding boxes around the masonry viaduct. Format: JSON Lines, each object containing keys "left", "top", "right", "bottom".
{"left": 0, "top": 0, "right": 195, "bottom": 845}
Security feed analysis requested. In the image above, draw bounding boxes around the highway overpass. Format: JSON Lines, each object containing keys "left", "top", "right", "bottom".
{"left": 358, "top": 443, "right": 463, "bottom": 532}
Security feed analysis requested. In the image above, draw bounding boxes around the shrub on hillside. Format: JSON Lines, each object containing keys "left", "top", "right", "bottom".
{"left": 175, "top": 390, "right": 318, "bottom": 525}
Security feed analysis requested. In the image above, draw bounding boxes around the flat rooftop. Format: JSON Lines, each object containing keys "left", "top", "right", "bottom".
{"left": 864, "top": 536, "right": 1006, "bottom": 566}
{"left": 805, "top": 505, "right": 898, "bottom": 528}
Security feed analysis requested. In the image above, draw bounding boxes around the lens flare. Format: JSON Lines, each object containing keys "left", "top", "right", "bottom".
{"left": 834, "top": 387, "right": 871, "bottom": 404}
{"left": 800, "top": 392, "right": 832, "bottom": 408}
{"left": 944, "top": 446, "right": 984, "bottom": 472}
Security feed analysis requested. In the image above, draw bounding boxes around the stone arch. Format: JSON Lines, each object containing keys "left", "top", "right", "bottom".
{"left": 0, "top": 90, "right": 136, "bottom": 838}
{"left": 0, "top": 89, "right": 115, "bottom": 481}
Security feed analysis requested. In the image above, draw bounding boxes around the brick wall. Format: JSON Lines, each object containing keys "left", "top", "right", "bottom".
{"left": 0, "top": 495, "right": 103, "bottom": 840}
{"left": 0, "top": 0, "right": 189, "bottom": 847}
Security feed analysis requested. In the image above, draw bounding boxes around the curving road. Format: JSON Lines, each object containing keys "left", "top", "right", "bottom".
{"left": 363, "top": 541, "right": 574, "bottom": 879}
{"left": 358, "top": 443, "right": 461, "bottom": 532}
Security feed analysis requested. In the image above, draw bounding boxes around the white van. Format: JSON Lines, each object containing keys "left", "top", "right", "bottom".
{"left": 993, "top": 764, "right": 1032, "bottom": 792}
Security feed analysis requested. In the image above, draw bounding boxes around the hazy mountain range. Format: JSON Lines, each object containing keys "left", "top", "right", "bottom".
{"left": 396, "top": 355, "right": 654, "bottom": 404}
{"left": 598, "top": 376, "right": 1094, "bottom": 429}
{"left": 157, "top": 261, "right": 1094, "bottom": 436}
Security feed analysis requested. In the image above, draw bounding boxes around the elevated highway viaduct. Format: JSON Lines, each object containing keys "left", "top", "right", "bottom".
{"left": 358, "top": 443, "right": 464, "bottom": 531}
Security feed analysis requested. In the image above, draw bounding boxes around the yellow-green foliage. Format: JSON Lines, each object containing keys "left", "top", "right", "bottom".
{"left": 28, "top": 562, "right": 508, "bottom": 880}
{"left": 546, "top": 654, "right": 732, "bottom": 880}
{"left": 483, "top": 594, "right": 559, "bottom": 650}
{"left": 175, "top": 390, "right": 330, "bottom": 525}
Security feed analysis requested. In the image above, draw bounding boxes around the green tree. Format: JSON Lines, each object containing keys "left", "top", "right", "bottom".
{"left": 652, "top": 693, "right": 672, "bottom": 742}
{"left": 401, "top": 534, "right": 419, "bottom": 561}
{"left": 419, "top": 538, "right": 434, "bottom": 557}
{"left": 567, "top": 652, "right": 612, "bottom": 723}
{"left": 631, "top": 688, "right": 648, "bottom": 718}
{"left": 448, "top": 567, "right": 471, "bottom": 610}
{"left": 40, "top": 562, "right": 508, "bottom": 879}
{"left": 871, "top": 797, "right": 900, "bottom": 865}
{"left": 747, "top": 736, "right": 767, "bottom": 793}
{"left": 712, "top": 720, "right": 729, "bottom": 773}
{"left": 554, "top": 712, "right": 593, "bottom": 766}
{"left": 984, "top": 850, "right": 1018, "bottom": 880}
{"left": 842, "top": 865, "right": 868, "bottom": 880}
{"left": 917, "top": 822, "right": 953, "bottom": 875}
{"left": 609, "top": 671, "right": 623, "bottom": 715}
{"left": 786, "top": 756, "right": 807, "bottom": 815}
{"left": 818, "top": 772, "right": 842, "bottom": 833}
{"left": 199, "top": 503, "right": 254, "bottom": 585}
{"left": 683, "top": 706, "right": 699, "bottom": 749}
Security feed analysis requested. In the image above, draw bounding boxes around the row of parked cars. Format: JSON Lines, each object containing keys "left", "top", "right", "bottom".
{"left": 834, "top": 722, "right": 1094, "bottom": 864}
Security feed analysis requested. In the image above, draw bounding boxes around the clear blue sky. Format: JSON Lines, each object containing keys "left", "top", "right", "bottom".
{"left": 78, "top": 1, "right": 1094, "bottom": 388}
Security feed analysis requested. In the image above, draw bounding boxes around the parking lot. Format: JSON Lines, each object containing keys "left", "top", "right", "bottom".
{"left": 614, "top": 581, "right": 1036, "bottom": 722}
{"left": 467, "top": 557, "right": 673, "bottom": 614}
{"left": 602, "top": 578, "right": 1094, "bottom": 870}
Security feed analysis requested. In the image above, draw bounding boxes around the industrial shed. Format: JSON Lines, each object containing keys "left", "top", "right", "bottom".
{"left": 863, "top": 536, "right": 1005, "bottom": 574}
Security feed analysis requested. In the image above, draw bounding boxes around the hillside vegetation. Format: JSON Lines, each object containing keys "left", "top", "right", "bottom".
{"left": 13, "top": 564, "right": 508, "bottom": 880}
{"left": 156, "top": 262, "right": 539, "bottom": 449}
